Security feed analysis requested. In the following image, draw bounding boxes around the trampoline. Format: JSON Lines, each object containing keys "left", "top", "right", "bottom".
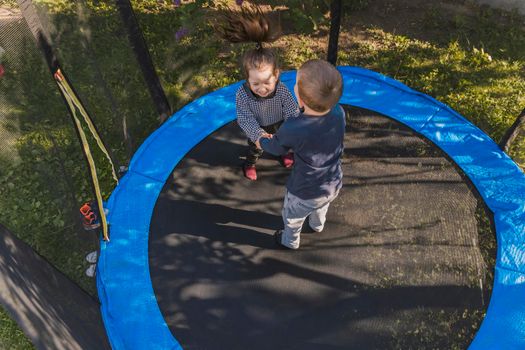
{"left": 97, "top": 67, "right": 525, "bottom": 349}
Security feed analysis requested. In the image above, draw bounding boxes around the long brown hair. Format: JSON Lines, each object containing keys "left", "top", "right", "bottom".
{"left": 214, "top": 2, "right": 281, "bottom": 78}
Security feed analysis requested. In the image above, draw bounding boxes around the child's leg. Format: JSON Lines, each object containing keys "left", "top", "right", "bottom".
{"left": 281, "top": 192, "right": 313, "bottom": 249}
{"left": 308, "top": 203, "right": 330, "bottom": 232}
{"left": 245, "top": 139, "right": 263, "bottom": 166}
{"left": 308, "top": 190, "right": 340, "bottom": 232}
{"left": 246, "top": 122, "right": 280, "bottom": 165}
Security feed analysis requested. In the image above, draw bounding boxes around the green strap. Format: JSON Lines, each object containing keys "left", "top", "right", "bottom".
{"left": 56, "top": 72, "right": 119, "bottom": 183}
{"left": 55, "top": 69, "right": 111, "bottom": 241}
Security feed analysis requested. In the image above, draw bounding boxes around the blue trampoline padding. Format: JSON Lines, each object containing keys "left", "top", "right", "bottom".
{"left": 97, "top": 66, "right": 525, "bottom": 349}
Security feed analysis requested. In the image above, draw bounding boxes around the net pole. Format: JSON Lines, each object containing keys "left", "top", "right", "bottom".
{"left": 115, "top": 0, "right": 172, "bottom": 123}
{"left": 499, "top": 108, "right": 525, "bottom": 153}
{"left": 327, "top": 0, "right": 343, "bottom": 65}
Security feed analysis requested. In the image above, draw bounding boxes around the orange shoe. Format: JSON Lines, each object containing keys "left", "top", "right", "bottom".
{"left": 243, "top": 164, "right": 257, "bottom": 181}
{"left": 80, "top": 201, "right": 101, "bottom": 230}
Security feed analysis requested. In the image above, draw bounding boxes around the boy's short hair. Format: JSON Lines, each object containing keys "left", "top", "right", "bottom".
{"left": 297, "top": 59, "right": 343, "bottom": 112}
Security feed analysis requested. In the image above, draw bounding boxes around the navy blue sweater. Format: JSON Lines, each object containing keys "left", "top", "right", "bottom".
{"left": 260, "top": 105, "right": 346, "bottom": 199}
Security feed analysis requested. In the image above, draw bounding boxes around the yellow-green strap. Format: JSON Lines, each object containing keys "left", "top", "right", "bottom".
{"left": 55, "top": 70, "right": 119, "bottom": 184}
{"left": 55, "top": 70, "right": 110, "bottom": 241}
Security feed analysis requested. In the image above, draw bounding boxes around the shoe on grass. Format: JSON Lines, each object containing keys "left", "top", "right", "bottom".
{"left": 85, "top": 264, "right": 96, "bottom": 278}
{"left": 79, "top": 201, "right": 101, "bottom": 231}
{"left": 85, "top": 251, "right": 98, "bottom": 264}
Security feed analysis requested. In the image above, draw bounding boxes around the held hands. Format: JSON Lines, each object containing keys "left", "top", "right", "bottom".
{"left": 255, "top": 132, "right": 273, "bottom": 149}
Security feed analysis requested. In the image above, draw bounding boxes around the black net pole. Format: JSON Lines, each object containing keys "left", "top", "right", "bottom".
{"left": 17, "top": 0, "right": 58, "bottom": 72}
{"left": 76, "top": 8, "right": 135, "bottom": 161}
{"left": 115, "top": 0, "right": 172, "bottom": 123}
{"left": 327, "top": 0, "right": 342, "bottom": 65}
{"left": 499, "top": 108, "right": 525, "bottom": 153}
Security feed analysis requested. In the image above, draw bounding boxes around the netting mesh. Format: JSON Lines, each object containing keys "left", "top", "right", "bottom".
{"left": 0, "top": 1, "right": 158, "bottom": 293}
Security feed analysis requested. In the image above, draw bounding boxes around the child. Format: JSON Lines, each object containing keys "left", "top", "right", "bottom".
{"left": 215, "top": 3, "right": 299, "bottom": 181}
{"left": 257, "top": 59, "right": 345, "bottom": 249}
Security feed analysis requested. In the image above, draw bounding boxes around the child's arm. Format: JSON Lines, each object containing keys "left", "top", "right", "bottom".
{"left": 236, "top": 91, "right": 266, "bottom": 142}
{"left": 258, "top": 132, "right": 290, "bottom": 156}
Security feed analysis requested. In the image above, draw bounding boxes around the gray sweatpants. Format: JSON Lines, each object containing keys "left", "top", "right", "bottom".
{"left": 281, "top": 190, "right": 340, "bottom": 249}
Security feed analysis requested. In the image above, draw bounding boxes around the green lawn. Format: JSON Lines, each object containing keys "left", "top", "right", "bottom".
{"left": 0, "top": 307, "right": 33, "bottom": 350}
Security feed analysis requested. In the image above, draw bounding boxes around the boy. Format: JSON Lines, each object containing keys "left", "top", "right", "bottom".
{"left": 257, "top": 59, "right": 345, "bottom": 249}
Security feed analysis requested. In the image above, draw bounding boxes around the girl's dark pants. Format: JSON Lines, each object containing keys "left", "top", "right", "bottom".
{"left": 245, "top": 121, "right": 283, "bottom": 166}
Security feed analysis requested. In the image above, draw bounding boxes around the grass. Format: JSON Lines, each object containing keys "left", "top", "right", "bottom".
{"left": 0, "top": 306, "right": 33, "bottom": 350}
{"left": 0, "top": 0, "right": 522, "bottom": 347}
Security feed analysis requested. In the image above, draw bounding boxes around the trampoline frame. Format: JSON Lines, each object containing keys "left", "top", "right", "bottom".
{"left": 97, "top": 67, "right": 525, "bottom": 349}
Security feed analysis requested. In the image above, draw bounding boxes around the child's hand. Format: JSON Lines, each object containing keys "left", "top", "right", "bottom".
{"left": 255, "top": 137, "right": 263, "bottom": 149}
{"left": 255, "top": 133, "right": 273, "bottom": 149}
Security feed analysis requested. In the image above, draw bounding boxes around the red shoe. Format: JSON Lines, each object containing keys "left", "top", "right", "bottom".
{"left": 281, "top": 152, "right": 294, "bottom": 168}
{"left": 243, "top": 164, "right": 257, "bottom": 181}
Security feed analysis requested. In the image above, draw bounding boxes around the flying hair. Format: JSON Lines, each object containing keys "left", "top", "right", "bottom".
{"left": 214, "top": 2, "right": 279, "bottom": 45}
{"left": 214, "top": 2, "right": 281, "bottom": 77}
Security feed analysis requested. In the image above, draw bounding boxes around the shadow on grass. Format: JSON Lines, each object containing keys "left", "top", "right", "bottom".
{"left": 0, "top": 224, "right": 110, "bottom": 349}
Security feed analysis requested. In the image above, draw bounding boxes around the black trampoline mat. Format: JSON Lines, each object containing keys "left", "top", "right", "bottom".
{"left": 149, "top": 106, "right": 493, "bottom": 349}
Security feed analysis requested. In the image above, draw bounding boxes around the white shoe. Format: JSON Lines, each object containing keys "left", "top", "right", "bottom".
{"left": 85, "top": 251, "right": 98, "bottom": 263}
{"left": 85, "top": 264, "right": 96, "bottom": 277}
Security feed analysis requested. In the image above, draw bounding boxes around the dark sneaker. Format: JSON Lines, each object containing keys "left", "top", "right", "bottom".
{"left": 281, "top": 152, "right": 294, "bottom": 168}
{"left": 80, "top": 201, "right": 101, "bottom": 230}
{"left": 243, "top": 164, "right": 257, "bottom": 181}
{"left": 274, "top": 230, "right": 293, "bottom": 250}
